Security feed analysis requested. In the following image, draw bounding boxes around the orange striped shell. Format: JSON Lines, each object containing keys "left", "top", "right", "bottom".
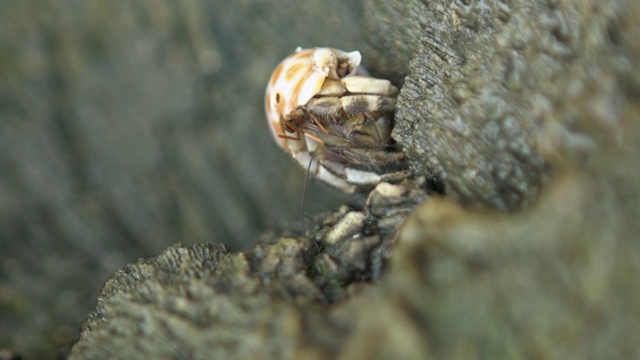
{"left": 264, "top": 47, "right": 363, "bottom": 151}
{"left": 263, "top": 47, "right": 405, "bottom": 193}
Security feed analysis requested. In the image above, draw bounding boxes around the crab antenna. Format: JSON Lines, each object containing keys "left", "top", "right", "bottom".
{"left": 300, "top": 154, "right": 314, "bottom": 231}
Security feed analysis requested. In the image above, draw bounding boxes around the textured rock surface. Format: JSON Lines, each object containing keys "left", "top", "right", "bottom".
{"left": 70, "top": 180, "right": 428, "bottom": 359}
{"left": 387, "top": 157, "right": 640, "bottom": 359}
{"left": 393, "top": 0, "right": 631, "bottom": 211}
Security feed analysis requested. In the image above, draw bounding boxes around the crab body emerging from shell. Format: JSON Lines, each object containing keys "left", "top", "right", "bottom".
{"left": 265, "top": 47, "right": 407, "bottom": 193}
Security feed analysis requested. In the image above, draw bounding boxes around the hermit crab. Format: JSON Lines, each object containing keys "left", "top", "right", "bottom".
{"left": 264, "top": 47, "right": 407, "bottom": 193}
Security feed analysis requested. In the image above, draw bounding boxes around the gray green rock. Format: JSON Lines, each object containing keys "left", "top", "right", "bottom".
{"left": 1, "top": 0, "right": 639, "bottom": 358}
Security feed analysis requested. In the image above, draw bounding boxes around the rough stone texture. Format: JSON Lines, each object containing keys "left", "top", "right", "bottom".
{"left": 3, "top": 0, "right": 640, "bottom": 358}
{"left": 70, "top": 180, "right": 428, "bottom": 359}
{"left": 385, "top": 157, "right": 640, "bottom": 359}
{"left": 393, "top": 0, "right": 629, "bottom": 211}
{"left": 380, "top": 1, "right": 629, "bottom": 211}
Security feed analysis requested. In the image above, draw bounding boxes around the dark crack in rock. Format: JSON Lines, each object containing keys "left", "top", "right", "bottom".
{"left": 70, "top": 180, "right": 428, "bottom": 359}
{"left": 361, "top": 0, "right": 428, "bottom": 85}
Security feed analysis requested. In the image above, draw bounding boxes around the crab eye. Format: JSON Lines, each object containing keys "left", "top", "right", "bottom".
{"left": 275, "top": 93, "right": 281, "bottom": 103}
{"left": 336, "top": 60, "right": 349, "bottom": 78}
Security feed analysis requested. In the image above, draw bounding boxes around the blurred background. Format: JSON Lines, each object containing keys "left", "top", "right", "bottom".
{"left": 0, "top": 1, "right": 380, "bottom": 357}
